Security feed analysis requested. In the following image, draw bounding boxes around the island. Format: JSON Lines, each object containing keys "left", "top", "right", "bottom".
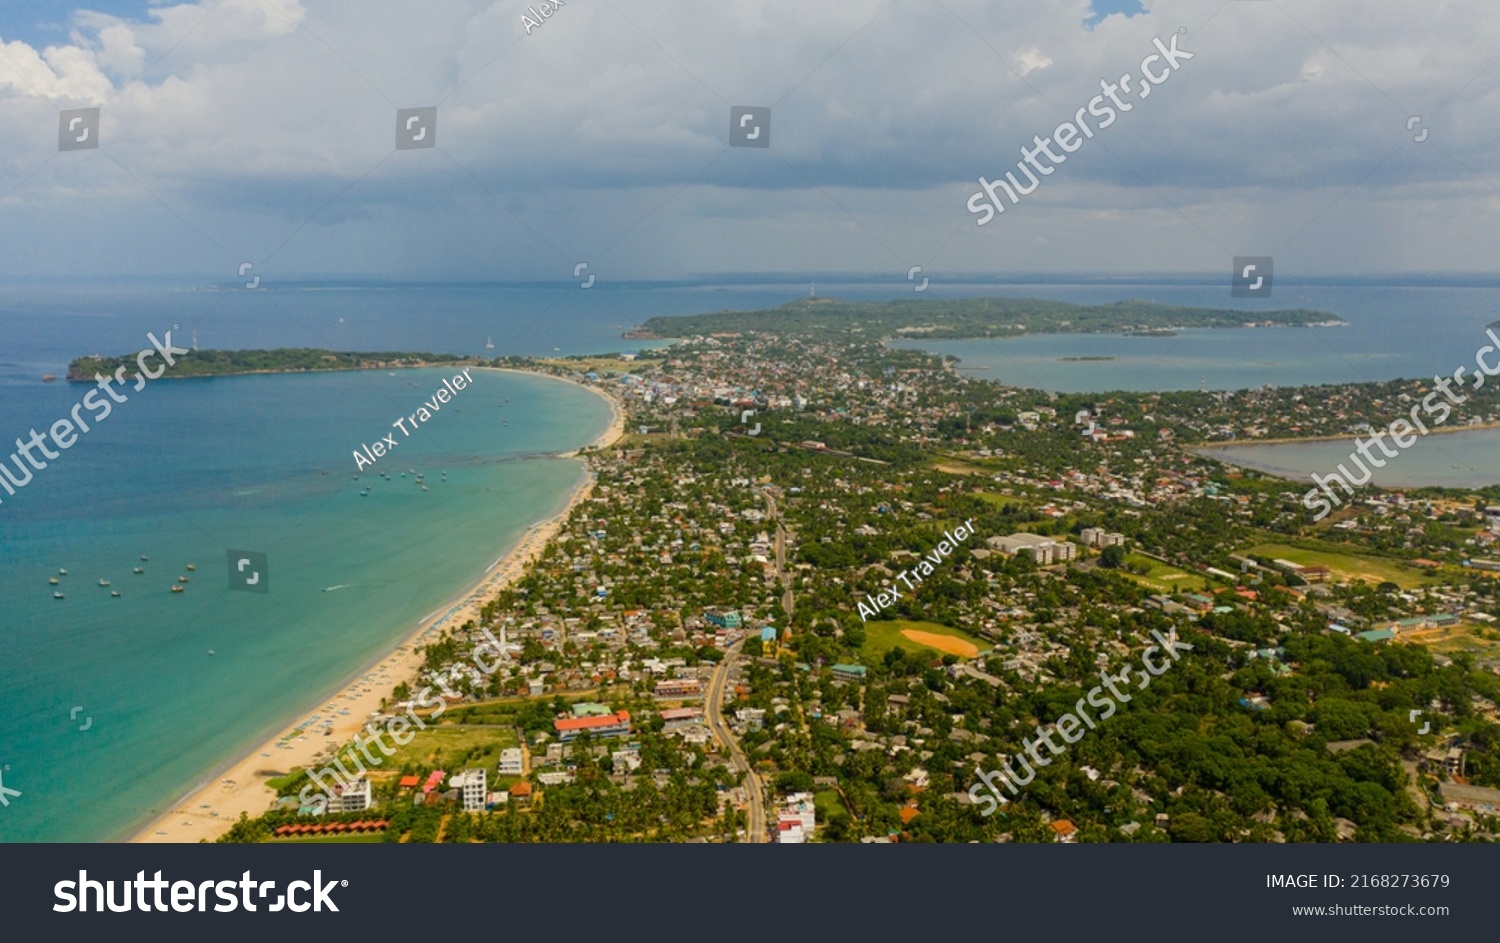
{"left": 67, "top": 347, "right": 473, "bottom": 382}
{"left": 627, "top": 295, "right": 1344, "bottom": 340}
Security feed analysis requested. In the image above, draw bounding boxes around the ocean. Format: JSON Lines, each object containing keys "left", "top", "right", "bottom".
{"left": 0, "top": 360, "right": 609, "bottom": 842}
{"left": 0, "top": 277, "right": 1495, "bottom": 842}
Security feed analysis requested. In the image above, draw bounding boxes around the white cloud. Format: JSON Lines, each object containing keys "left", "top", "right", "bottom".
{"left": 0, "top": 0, "right": 1494, "bottom": 278}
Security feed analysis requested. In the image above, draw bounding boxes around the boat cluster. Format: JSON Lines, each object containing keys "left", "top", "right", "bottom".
{"left": 48, "top": 555, "right": 197, "bottom": 599}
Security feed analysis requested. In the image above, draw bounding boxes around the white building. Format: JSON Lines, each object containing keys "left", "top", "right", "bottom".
{"left": 497, "top": 747, "right": 525, "bottom": 776}
{"left": 1080, "top": 527, "right": 1126, "bottom": 549}
{"left": 338, "top": 776, "right": 372, "bottom": 812}
{"left": 987, "top": 532, "right": 1077, "bottom": 564}
{"left": 450, "top": 769, "right": 487, "bottom": 812}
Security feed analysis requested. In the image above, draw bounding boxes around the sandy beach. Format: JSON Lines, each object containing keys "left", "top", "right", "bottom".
{"left": 129, "top": 371, "right": 625, "bottom": 843}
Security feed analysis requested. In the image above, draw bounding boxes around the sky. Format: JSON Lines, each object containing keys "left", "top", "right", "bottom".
{"left": 0, "top": 0, "right": 1497, "bottom": 281}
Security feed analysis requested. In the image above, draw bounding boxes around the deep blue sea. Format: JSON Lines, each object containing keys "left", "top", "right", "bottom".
{"left": 0, "top": 277, "right": 1496, "bottom": 841}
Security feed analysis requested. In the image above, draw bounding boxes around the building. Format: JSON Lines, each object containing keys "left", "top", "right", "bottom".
{"left": 1437, "top": 782, "right": 1500, "bottom": 812}
{"left": 831, "top": 663, "right": 868, "bottom": 683}
{"left": 1080, "top": 528, "right": 1125, "bottom": 548}
{"left": 986, "top": 532, "right": 1077, "bottom": 564}
{"left": 554, "top": 709, "right": 633, "bottom": 741}
{"left": 497, "top": 747, "right": 525, "bottom": 776}
{"left": 449, "top": 769, "right": 487, "bottom": 812}
{"left": 338, "top": 777, "right": 372, "bottom": 812}
{"left": 654, "top": 678, "right": 703, "bottom": 699}
{"left": 704, "top": 607, "right": 743, "bottom": 630}
{"left": 660, "top": 707, "right": 703, "bottom": 731}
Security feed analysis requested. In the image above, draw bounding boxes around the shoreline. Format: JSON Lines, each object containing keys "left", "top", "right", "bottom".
{"left": 1191, "top": 421, "right": 1500, "bottom": 489}
{"left": 127, "top": 370, "right": 625, "bottom": 843}
{"left": 1190, "top": 420, "right": 1500, "bottom": 451}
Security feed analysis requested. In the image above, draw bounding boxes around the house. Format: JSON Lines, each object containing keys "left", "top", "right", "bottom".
{"left": 1049, "top": 820, "right": 1078, "bottom": 843}
{"left": 831, "top": 663, "right": 868, "bottom": 683}
{"left": 497, "top": 747, "right": 525, "bottom": 776}
{"left": 554, "top": 710, "right": 633, "bottom": 741}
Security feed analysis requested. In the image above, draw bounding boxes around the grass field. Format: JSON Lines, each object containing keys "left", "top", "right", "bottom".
{"left": 1120, "top": 553, "right": 1208, "bottom": 593}
{"left": 861, "top": 620, "right": 987, "bottom": 660}
{"left": 1245, "top": 542, "right": 1442, "bottom": 589}
{"left": 814, "top": 789, "right": 848, "bottom": 824}
{"left": 1403, "top": 623, "right": 1500, "bottom": 661}
{"left": 367, "top": 724, "right": 518, "bottom": 773}
{"left": 974, "top": 492, "right": 1028, "bottom": 508}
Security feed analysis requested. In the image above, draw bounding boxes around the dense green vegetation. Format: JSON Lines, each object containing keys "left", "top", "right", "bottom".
{"left": 633, "top": 296, "right": 1341, "bottom": 340}
{"left": 68, "top": 347, "right": 470, "bottom": 381}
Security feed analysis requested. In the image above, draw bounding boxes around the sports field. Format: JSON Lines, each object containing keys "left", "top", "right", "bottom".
{"left": 861, "top": 619, "right": 986, "bottom": 660}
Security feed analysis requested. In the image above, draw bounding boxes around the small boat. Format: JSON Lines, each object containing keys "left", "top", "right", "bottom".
{"left": 59, "top": 568, "right": 68, "bottom": 576}
{"left": 186, "top": 564, "right": 196, "bottom": 572}
{"left": 133, "top": 567, "right": 144, "bottom": 574}
{"left": 53, "top": 592, "right": 65, "bottom": 600}
{"left": 207, "top": 650, "right": 216, "bottom": 656}
{"left": 170, "top": 585, "right": 184, "bottom": 593}
{"left": 111, "top": 591, "right": 121, "bottom": 598}
{"left": 42, "top": 374, "right": 56, "bottom": 382}
{"left": 140, "top": 555, "right": 148, "bottom": 562}
{"left": 486, "top": 337, "right": 495, "bottom": 349}
{"left": 49, "top": 577, "right": 59, "bottom": 585}
{"left": 98, "top": 579, "right": 111, "bottom": 587}
{"left": 177, "top": 575, "right": 190, "bottom": 583}
{"left": 421, "top": 485, "right": 429, "bottom": 492}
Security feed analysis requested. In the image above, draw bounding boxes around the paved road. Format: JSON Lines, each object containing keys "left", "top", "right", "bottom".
{"left": 765, "top": 491, "right": 794, "bottom": 619}
{"left": 706, "top": 638, "right": 766, "bottom": 843}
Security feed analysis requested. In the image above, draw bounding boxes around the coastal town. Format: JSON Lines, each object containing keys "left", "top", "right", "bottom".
{"left": 213, "top": 299, "right": 1500, "bottom": 844}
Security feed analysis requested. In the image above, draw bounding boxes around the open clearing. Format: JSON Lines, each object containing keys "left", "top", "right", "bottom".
{"left": 862, "top": 619, "right": 986, "bottom": 660}
{"left": 1402, "top": 623, "right": 1500, "bottom": 661}
{"left": 1120, "top": 553, "right": 1208, "bottom": 593}
{"left": 1245, "top": 542, "right": 1442, "bottom": 589}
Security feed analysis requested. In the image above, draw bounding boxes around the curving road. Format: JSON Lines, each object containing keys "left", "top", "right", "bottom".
{"left": 706, "top": 638, "right": 766, "bottom": 843}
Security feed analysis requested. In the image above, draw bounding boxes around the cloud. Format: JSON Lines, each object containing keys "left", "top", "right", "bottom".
{"left": 0, "top": 0, "right": 1495, "bottom": 278}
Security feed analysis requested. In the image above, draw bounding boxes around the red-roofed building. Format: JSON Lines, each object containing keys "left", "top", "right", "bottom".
{"left": 554, "top": 710, "right": 632, "bottom": 741}
{"left": 423, "top": 770, "right": 446, "bottom": 794}
{"left": 398, "top": 775, "right": 421, "bottom": 789}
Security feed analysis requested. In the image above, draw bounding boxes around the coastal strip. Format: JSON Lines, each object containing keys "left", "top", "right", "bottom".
{"left": 127, "top": 369, "right": 625, "bottom": 843}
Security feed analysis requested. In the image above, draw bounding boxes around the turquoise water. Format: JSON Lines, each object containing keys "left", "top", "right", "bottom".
{"left": 1198, "top": 427, "right": 1500, "bottom": 490}
{"left": 0, "top": 367, "right": 608, "bottom": 842}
